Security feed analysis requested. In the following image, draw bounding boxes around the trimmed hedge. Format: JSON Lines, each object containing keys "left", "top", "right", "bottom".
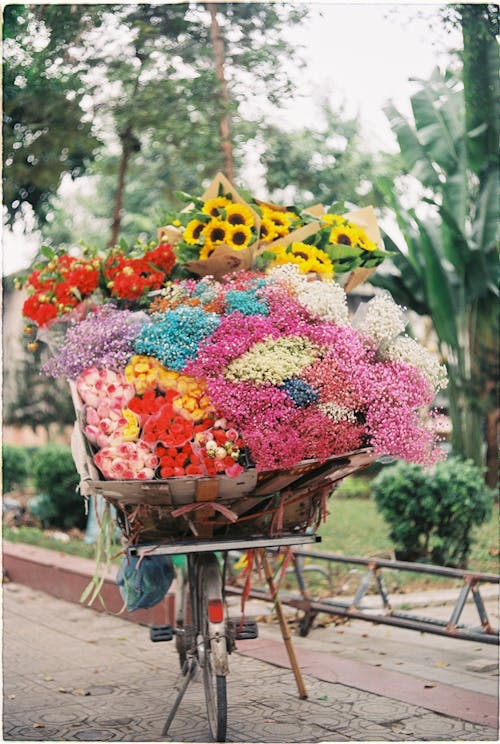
{"left": 2, "top": 445, "right": 31, "bottom": 492}
{"left": 30, "top": 444, "right": 85, "bottom": 529}
{"left": 373, "top": 457, "right": 493, "bottom": 568}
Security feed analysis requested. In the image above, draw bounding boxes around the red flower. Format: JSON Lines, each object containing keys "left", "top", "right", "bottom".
{"left": 22, "top": 295, "right": 58, "bottom": 326}
{"left": 142, "top": 404, "right": 194, "bottom": 447}
{"left": 67, "top": 266, "right": 100, "bottom": 295}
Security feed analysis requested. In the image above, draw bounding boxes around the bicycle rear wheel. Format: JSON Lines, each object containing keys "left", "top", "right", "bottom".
{"left": 196, "top": 553, "right": 228, "bottom": 743}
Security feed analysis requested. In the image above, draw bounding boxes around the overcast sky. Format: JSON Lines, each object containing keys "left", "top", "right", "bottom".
{"left": 2, "top": 2, "right": 460, "bottom": 275}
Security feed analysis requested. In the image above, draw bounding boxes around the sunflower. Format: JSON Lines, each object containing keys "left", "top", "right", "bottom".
{"left": 289, "top": 242, "right": 333, "bottom": 277}
{"left": 199, "top": 243, "right": 217, "bottom": 260}
{"left": 183, "top": 219, "right": 206, "bottom": 245}
{"left": 269, "top": 242, "right": 333, "bottom": 278}
{"left": 224, "top": 202, "right": 255, "bottom": 228}
{"left": 326, "top": 214, "right": 377, "bottom": 251}
{"left": 329, "top": 220, "right": 363, "bottom": 248}
{"left": 355, "top": 232, "right": 377, "bottom": 252}
{"left": 320, "top": 213, "right": 338, "bottom": 227}
{"left": 260, "top": 216, "right": 281, "bottom": 243}
{"left": 226, "top": 223, "right": 252, "bottom": 250}
{"left": 202, "top": 218, "right": 231, "bottom": 250}
{"left": 261, "top": 207, "right": 294, "bottom": 238}
{"left": 202, "top": 196, "right": 232, "bottom": 218}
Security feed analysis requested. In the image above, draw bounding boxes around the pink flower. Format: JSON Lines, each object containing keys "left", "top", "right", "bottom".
{"left": 77, "top": 367, "right": 134, "bottom": 408}
{"left": 226, "top": 462, "right": 244, "bottom": 478}
{"left": 94, "top": 440, "right": 158, "bottom": 480}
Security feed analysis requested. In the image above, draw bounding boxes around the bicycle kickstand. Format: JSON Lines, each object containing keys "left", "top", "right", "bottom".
{"left": 162, "top": 657, "right": 198, "bottom": 736}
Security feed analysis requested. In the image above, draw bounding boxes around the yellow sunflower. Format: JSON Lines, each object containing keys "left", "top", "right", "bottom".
{"left": 326, "top": 215, "right": 377, "bottom": 251}
{"left": 224, "top": 202, "right": 255, "bottom": 228}
{"left": 226, "top": 223, "right": 252, "bottom": 250}
{"left": 202, "top": 218, "right": 231, "bottom": 250}
{"left": 202, "top": 196, "right": 232, "bottom": 218}
{"left": 355, "top": 232, "right": 377, "bottom": 252}
{"left": 264, "top": 208, "right": 294, "bottom": 237}
{"left": 289, "top": 242, "right": 333, "bottom": 277}
{"left": 320, "top": 213, "right": 338, "bottom": 226}
{"left": 269, "top": 242, "right": 333, "bottom": 278}
{"left": 199, "top": 242, "right": 218, "bottom": 260}
{"left": 283, "top": 211, "right": 301, "bottom": 224}
{"left": 259, "top": 216, "right": 278, "bottom": 242}
{"left": 329, "top": 220, "right": 363, "bottom": 248}
{"left": 183, "top": 219, "right": 206, "bottom": 245}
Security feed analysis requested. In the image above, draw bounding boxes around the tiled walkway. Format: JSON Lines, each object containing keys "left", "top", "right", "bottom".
{"left": 3, "top": 582, "right": 498, "bottom": 742}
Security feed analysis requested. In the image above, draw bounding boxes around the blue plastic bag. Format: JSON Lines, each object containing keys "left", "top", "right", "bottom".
{"left": 117, "top": 554, "right": 174, "bottom": 611}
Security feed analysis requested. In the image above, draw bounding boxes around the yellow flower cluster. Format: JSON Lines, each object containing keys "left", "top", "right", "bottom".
{"left": 183, "top": 197, "right": 256, "bottom": 259}
{"left": 125, "top": 354, "right": 174, "bottom": 394}
{"left": 125, "top": 354, "right": 214, "bottom": 422}
{"left": 170, "top": 375, "right": 214, "bottom": 422}
{"left": 322, "top": 214, "right": 377, "bottom": 252}
{"left": 259, "top": 205, "right": 300, "bottom": 243}
{"left": 122, "top": 408, "right": 141, "bottom": 440}
{"left": 269, "top": 242, "right": 333, "bottom": 278}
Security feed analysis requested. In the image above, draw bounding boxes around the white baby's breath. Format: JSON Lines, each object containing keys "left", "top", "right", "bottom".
{"left": 382, "top": 335, "right": 448, "bottom": 392}
{"left": 318, "top": 402, "right": 357, "bottom": 423}
{"left": 296, "top": 280, "right": 349, "bottom": 325}
{"left": 267, "top": 263, "right": 307, "bottom": 292}
{"left": 357, "top": 293, "right": 406, "bottom": 344}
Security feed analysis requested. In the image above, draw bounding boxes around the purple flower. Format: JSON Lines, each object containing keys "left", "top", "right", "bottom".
{"left": 42, "top": 305, "right": 147, "bottom": 379}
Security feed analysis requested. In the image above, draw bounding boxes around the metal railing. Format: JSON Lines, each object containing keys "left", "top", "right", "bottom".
{"left": 226, "top": 548, "right": 499, "bottom": 645}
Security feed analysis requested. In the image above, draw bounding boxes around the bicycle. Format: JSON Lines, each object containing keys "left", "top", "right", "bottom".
{"left": 130, "top": 533, "right": 318, "bottom": 742}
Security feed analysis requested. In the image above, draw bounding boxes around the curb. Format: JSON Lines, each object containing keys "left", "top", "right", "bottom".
{"left": 2, "top": 541, "right": 175, "bottom": 626}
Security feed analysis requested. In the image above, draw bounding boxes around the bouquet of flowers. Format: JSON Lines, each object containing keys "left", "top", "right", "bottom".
{"left": 18, "top": 173, "right": 447, "bottom": 539}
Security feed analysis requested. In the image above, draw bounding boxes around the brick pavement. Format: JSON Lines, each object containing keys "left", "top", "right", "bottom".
{"left": 3, "top": 582, "right": 499, "bottom": 743}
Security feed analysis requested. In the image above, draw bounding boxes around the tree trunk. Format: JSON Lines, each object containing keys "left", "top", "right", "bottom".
{"left": 208, "top": 3, "right": 235, "bottom": 181}
{"left": 108, "top": 124, "right": 134, "bottom": 247}
{"left": 485, "top": 407, "right": 499, "bottom": 491}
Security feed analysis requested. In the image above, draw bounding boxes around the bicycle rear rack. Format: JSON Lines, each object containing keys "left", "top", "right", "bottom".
{"left": 128, "top": 532, "right": 320, "bottom": 557}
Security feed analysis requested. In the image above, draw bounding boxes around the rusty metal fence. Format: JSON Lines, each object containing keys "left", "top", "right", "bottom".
{"left": 226, "top": 547, "right": 499, "bottom": 645}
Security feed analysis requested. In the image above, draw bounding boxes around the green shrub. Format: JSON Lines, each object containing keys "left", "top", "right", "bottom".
{"left": 335, "top": 475, "right": 372, "bottom": 499}
{"left": 31, "top": 444, "right": 85, "bottom": 529}
{"left": 373, "top": 458, "right": 494, "bottom": 568}
{"left": 2, "top": 445, "right": 31, "bottom": 492}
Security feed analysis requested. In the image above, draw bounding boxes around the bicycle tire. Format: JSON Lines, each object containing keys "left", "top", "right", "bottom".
{"left": 174, "top": 564, "right": 192, "bottom": 673}
{"left": 197, "top": 554, "right": 228, "bottom": 742}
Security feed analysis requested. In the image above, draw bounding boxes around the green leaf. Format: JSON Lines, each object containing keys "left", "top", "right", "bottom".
{"left": 324, "top": 243, "right": 363, "bottom": 260}
{"left": 412, "top": 214, "right": 459, "bottom": 348}
{"left": 383, "top": 102, "right": 440, "bottom": 188}
{"left": 40, "top": 245, "right": 55, "bottom": 260}
{"left": 472, "top": 170, "right": 498, "bottom": 253}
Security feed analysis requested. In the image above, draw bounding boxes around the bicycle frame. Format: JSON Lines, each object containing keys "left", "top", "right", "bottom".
{"left": 143, "top": 533, "right": 319, "bottom": 741}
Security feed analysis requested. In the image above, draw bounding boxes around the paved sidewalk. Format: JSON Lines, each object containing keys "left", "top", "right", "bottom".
{"left": 3, "top": 582, "right": 499, "bottom": 743}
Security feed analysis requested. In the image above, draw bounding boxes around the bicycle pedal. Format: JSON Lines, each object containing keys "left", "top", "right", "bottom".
{"left": 235, "top": 620, "right": 258, "bottom": 640}
{"left": 150, "top": 624, "right": 174, "bottom": 642}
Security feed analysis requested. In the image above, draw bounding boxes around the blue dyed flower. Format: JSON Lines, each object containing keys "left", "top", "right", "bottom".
{"left": 134, "top": 306, "right": 220, "bottom": 370}
{"left": 225, "top": 289, "right": 269, "bottom": 316}
{"left": 193, "top": 282, "right": 217, "bottom": 303}
{"left": 280, "top": 378, "right": 319, "bottom": 407}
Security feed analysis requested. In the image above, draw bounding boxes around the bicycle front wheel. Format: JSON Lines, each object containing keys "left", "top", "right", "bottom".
{"left": 197, "top": 553, "right": 228, "bottom": 743}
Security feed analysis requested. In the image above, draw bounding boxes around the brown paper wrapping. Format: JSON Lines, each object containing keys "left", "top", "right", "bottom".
{"left": 185, "top": 242, "right": 255, "bottom": 280}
